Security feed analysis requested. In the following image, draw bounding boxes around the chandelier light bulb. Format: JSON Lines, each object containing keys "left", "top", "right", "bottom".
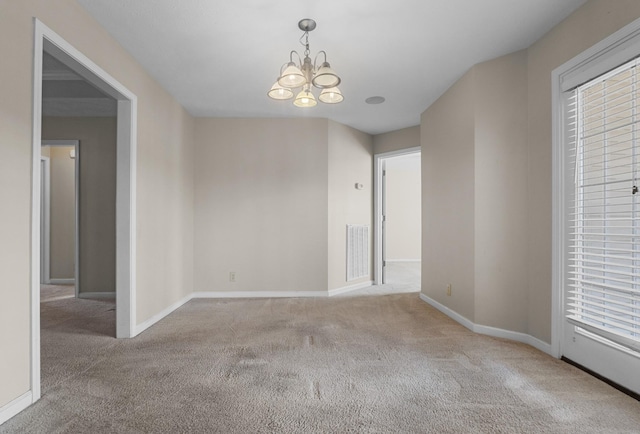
{"left": 294, "top": 87, "right": 317, "bottom": 108}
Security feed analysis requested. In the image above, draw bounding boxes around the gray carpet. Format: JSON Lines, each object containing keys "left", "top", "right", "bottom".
{"left": 2, "top": 287, "right": 640, "bottom": 433}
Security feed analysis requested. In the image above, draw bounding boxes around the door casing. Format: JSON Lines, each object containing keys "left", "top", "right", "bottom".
{"left": 373, "top": 147, "right": 421, "bottom": 285}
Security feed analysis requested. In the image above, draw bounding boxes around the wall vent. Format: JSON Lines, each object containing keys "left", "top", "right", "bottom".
{"left": 346, "top": 224, "right": 369, "bottom": 281}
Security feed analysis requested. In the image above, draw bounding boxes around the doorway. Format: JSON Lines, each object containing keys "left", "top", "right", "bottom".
{"left": 31, "top": 19, "right": 137, "bottom": 402}
{"left": 374, "top": 147, "right": 421, "bottom": 291}
{"left": 40, "top": 141, "right": 79, "bottom": 294}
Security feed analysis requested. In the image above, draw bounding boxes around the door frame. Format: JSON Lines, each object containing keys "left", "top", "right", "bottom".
{"left": 40, "top": 156, "right": 50, "bottom": 284}
{"left": 373, "top": 147, "right": 421, "bottom": 285}
{"left": 31, "top": 19, "right": 138, "bottom": 403}
{"left": 552, "top": 16, "right": 640, "bottom": 382}
{"left": 41, "top": 140, "right": 80, "bottom": 292}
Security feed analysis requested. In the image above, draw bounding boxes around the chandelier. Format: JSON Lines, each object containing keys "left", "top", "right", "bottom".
{"left": 268, "top": 19, "right": 343, "bottom": 108}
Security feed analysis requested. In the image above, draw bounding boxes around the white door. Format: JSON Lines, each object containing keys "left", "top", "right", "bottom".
{"left": 562, "top": 58, "right": 640, "bottom": 395}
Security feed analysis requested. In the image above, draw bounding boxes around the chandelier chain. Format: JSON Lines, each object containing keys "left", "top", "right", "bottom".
{"left": 299, "top": 31, "right": 311, "bottom": 59}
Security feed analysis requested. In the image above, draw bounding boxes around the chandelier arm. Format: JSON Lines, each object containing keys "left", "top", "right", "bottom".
{"left": 289, "top": 51, "right": 302, "bottom": 66}
{"left": 313, "top": 51, "right": 328, "bottom": 69}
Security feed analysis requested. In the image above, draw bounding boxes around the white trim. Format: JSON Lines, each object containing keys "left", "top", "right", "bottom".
{"left": 551, "top": 16, "right": 640, "bottom": 362}
{"left": 559, "top": 19, "right": 640, "bottom": 91}
{"left": 48, "top": 278, "right": 74, "bottom": 285}
{"left": 384, "top": 259, "right": 421, "bottom": 263}
{"left": 31, "top": 19, "right": 44, "bottom": 405}
{"left": 0, "top": 392, "right": 33, "bottom": 426}
{"left": 78, "top": 292, "right": 115, "bottom": 300}
{"left": 34, "top": 18, "right": 138, "bottom": 340}
{"left": 419, "top": 293, "right": 475, "bottom": 330}
{"left": 551, "top": 66, "right": 565, "bottom": 359}
{"left": 373, "top": 146, "right": 421, "bottom": 285}
{"left": 328, "top": 280, "right": 373, "bottom": 297}
{"left": 132, "top": 294, "right": 192, "bottom": 337}
{"left": 41, "top": 140, "right": 79, "bottom": 146}
{"left": 419, "top": 294, "right": 553, "bottom": 356}
{"left": 115, "top": 98, "right": 137, "bottom": 339}
{"left": 193, "top": 291, "right": 329, "bottom": 299}
{"left": 40, "top": 156, "right": 50, "bottom": 284}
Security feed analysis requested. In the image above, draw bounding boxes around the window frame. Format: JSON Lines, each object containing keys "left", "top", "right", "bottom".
{"left": 553, "top": 17, "right": 640, "bottom": 358}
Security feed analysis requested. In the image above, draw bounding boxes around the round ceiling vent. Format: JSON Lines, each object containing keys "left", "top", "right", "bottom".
{"left": 365, "top": 96, "right": 386, "bottom": 104}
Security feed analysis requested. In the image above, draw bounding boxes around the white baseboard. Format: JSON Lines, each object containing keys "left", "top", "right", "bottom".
{"left": 419, "top": 293, "right": 553, "bottom": 356}
{"left": 133, "top": 294, "right": 193, "bottom": 337}
{"left": 328, "top": 281, "right": 373, "bottom": 297}
{"left": 78, "top": 292, "right": 115, "bottom": 300}
{"left": 419, "top": 293, "right": 475, "bottom": 330}
{"left": 0, "top": 391, "right": 32, "bottom": 425}
{"left": 48, "top": 278, "right": 74, "bottom": 285}
{"left": 385, "top": 259, "right": 421, "bottom": 263}
{"left": 192, "top": 291, "right": 328, "bottom": 299}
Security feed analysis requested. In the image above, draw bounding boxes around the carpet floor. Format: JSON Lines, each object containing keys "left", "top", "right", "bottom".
{"left": 2, "top": 283, "right": 640, "bottom": 433}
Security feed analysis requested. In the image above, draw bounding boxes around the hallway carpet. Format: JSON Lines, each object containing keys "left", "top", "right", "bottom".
{"left": 2, "top": 292, "right": 640, "bottom": 433}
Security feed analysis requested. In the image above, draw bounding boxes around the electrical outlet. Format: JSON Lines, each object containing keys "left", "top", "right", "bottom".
{"left": 447, "top": 284, "right": 452, "bottom": 296}
{"left": 229, "top": 272, "right": 236, "bottom": 282}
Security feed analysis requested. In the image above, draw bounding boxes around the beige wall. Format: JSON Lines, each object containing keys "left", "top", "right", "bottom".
{"left": 194, "top": 118, "right": 329, "bottom": 293}
{"left": 473, "top": 51, "right": 528, "bottom": 332}
{"left": 47, "top": 146, "right": 76, "bottom": 279}
{"left": 385, "top": 155, "right": 421, "bottom": 261}
{"left": 193, "top": 118, "right": 372, "bottom": 294}
{"left": 0, "top": 1, "right": 195, "bottom": 408}
{"left": 43, "top": 117, "right": 117, "bottom": 294}
{"left": 421, "top": 70, "right": 476, "bottom": 322}
{"left": 421, "top": 0, "right": 640, "bottom": 343}
{"left": 373, "top": 126, "right": 420, "bottom": 155}
{"left": 327, "top": 121, "right": 373, "bottom": 290}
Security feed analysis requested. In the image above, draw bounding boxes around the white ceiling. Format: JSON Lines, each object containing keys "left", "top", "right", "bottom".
{"left": 77, "top": 0, "right": 587, "bottom": 134}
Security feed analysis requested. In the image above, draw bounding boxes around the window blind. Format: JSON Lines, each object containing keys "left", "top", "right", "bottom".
{"left": 567, "top": 57, "right": 640, "bottom": 352}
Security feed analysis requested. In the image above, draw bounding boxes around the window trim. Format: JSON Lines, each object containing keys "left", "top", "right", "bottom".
{"left": 553, "top": 17, "right": 640, "bottom": 358}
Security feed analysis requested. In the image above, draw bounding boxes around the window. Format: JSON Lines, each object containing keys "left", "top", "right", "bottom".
{"left": 567, "top": 57, "right": 640, "bottom": 352}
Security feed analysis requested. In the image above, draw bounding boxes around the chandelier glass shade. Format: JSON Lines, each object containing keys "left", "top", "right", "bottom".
{"left": 268, "top": 19, "right": 343, "bottom": 107}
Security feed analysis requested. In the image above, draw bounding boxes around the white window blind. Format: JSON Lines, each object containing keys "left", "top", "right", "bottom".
{"left": 568, "top": 57, "right": 640, "bottom": 352}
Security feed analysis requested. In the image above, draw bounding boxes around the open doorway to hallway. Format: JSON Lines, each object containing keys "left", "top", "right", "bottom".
{"left": 30, "top": 19, "right": 137, "bottom": 403}
{"left": 39, "top": 42, "right": 119, "bottom": 396}
{"left": 374, "top": 148, "right": 421, "bottom": 295}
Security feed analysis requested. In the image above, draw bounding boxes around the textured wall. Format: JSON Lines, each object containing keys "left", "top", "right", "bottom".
{"left": 385, "top": 156, "right": 421, "bottom": 261}
{"left": 473, "top": 51, "right": 528, "bottom": 332}
{"left": 47, "top": 146, "right": 76, "bottom": 279}
{"left": 421, "top": 70, "right": 476, "bottom": 322}
{"left": 327, "top": 121, "right": 373, "bottom": 291}
{"left": 194, "top": 118, "right": 329, "bottom": 294}
{"left": 373, "top": 126, "right": 420, "bottom": 155}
